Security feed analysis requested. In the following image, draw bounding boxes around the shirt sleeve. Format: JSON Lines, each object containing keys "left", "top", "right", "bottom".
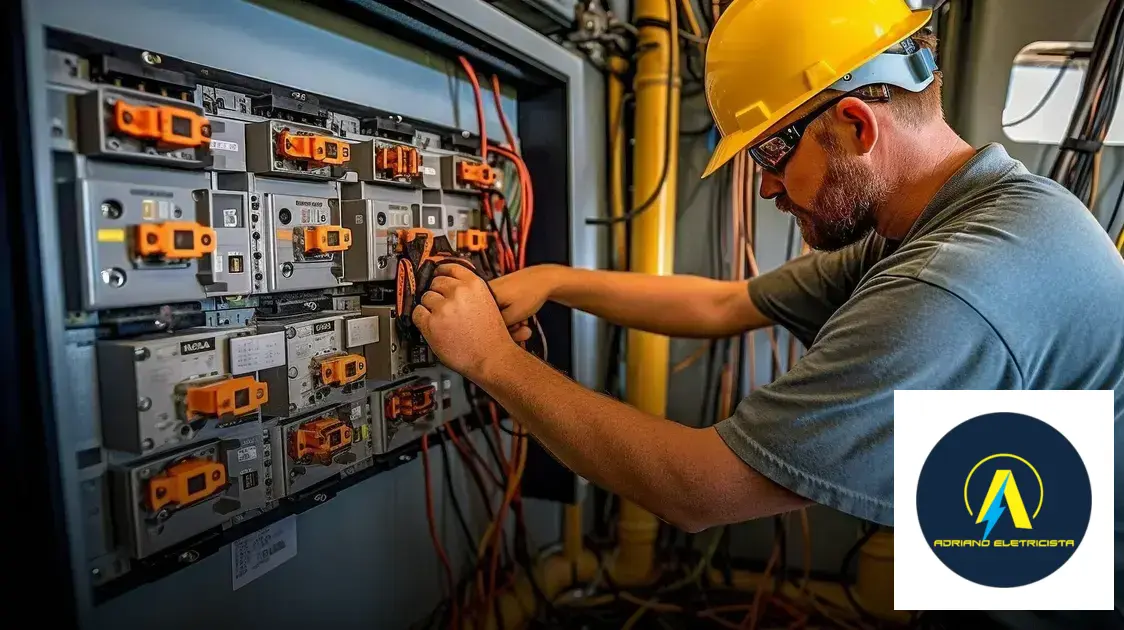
{"left": 748, "top": 235, "right": 878, "bottom": 347}
{"left": 716, "top": 274, "right": 1024, "bottom": 525}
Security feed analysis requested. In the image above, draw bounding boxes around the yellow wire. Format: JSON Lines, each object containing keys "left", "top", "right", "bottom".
{"left": 475, "top": 425, "right": 528, "bottom": 558}
{"left": 1116, "top": 225, "right": 1124, "bottom": 252}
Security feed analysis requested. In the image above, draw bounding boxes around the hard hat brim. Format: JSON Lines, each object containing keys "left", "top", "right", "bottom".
{"left": 700, "top": 8, "right": 933, "bottom": 179}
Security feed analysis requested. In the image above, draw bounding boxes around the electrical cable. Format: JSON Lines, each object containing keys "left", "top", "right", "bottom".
{"left": 1001, "top": 57, "right": 1073, "bottom": 127}
{"left": 438, "top": 428, "right": 480, "bottom": 559}
{"left": 421, "top": 433, "right": 459, "bottom": 630}
{"left": 587, "top": 0, "right": 678, "bottom": 226}
{"left": 840, "top": 524, "right": 879, "bottom": 624}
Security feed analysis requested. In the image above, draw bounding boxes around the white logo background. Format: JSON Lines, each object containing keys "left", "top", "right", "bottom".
{"left": 894, "top": 390, "right": 1114, "bottom": 611}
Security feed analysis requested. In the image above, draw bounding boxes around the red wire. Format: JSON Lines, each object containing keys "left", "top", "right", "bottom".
{"left": 490, "top": 74, "right": 519, "bottom": 156}
{"left": 421, "top": 434, "right": 459, "bottom": 630}
{"left": 457, "top": 56, "right": 488, "bottom": 160}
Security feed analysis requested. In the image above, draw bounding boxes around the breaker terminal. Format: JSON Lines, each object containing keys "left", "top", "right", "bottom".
{"left": 184, "top": 376, "right": 268, "bottom": 420}
{"left": 375, "top": 145, "right": 420, "bottom": 179}
{"left": 456, "top": 161, "right": 496, "bottom": 188}
{"left": 289, "top": 417, "right": 353, "bottom": 465}
{"left": 385, "top": 382, "right": 436, "bottom": 422}
{"left": 457, "top": 229, "right": 488, "bottom": 253}
{"left": 277, "top": 130, "right": 351, "bottom": 166}
{"left": 317, "top": 353, "right": 367, "bottom": 387}
{"left": 146, "top": 458, "right": 226, "bottom": 513}
{"left": 113, "top": 101, "right": 211, "bottom": 148}
{"left": 133, "top": 221, "right": 216, "bottom": 260}
{"left": 302, "top": 225, "right": 352, "bottom": 254}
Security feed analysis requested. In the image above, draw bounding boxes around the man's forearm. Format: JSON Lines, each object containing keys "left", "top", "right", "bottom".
{"left": 471, "top": 344, "right": 801, "bottom": 532}
{"left": 547, "top": 267, "right": 771, "bottom": 338}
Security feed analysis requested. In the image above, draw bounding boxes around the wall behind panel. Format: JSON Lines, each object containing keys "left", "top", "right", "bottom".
{"left": 29, "top": 0, "right": 564, "bottom": 628}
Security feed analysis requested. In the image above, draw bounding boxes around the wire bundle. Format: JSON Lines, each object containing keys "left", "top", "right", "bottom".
{"left": 1048, "top": 0, "right": 1124, "bottom": 209}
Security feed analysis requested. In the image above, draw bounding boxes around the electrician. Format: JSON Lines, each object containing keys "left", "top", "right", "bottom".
{"left": 414, "top": 0, "right": 1123, "bottom": 566}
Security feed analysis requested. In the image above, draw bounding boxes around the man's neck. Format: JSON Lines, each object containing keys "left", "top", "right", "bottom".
{"left": 875, "top": 124, "right": 977, "bottom": 240}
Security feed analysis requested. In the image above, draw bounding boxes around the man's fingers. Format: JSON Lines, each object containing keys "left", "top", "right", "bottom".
{"left": 420, "top": 290, "right": 444, "bottom": 311}
{"left": 428, "top": 276, "right": 458, "bottom": 297}
{"left": 435, "top": 263, "right": 474, "bottom": 281}
{"left": 511, "top": 325, "right": 532, "bottom": 343}
{"left": 412, "top": 304, "right": 432, "bottom": 335}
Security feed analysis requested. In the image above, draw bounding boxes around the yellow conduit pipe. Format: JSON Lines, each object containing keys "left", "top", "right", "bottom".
{"left": 610, "top": 0, "right": 680, "bottom": 588}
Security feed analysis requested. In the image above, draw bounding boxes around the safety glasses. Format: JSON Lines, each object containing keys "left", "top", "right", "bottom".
{"left": 748, "top": 89, "right": 889, "bottom": 174}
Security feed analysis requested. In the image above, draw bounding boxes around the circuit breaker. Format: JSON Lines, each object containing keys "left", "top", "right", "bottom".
{"left": 97, "top": 328, "right": 268, "bottom": 455}
{"left": 60, "top": 158, "right": 253, "bottom": 310}
{"left": 267, "top": 398, "right": 374, "bottom": 497}
{"left": 77, "top": 86, "right": 212, "bottom": 169}
{"left": 370, "top": 373, "right": 443, "bottom": 454}
{"left": 340, "top": 183, "right": 420, "bottom": 283}
{"left": 217, "top": 173, "right": 349, "bottom": 293}
{"left": 245, "top": 119, "right": 352, "bottom": 180}
{"left": 255, "top": 313, "right": 371, "bottom": 419}
{"left": 112, "top": 423, "right": 269, "bottom": 559}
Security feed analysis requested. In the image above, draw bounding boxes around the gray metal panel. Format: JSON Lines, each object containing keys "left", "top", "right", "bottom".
{"left": 35, "top": 0, "right": 518, "bottom": 143}
{"left": 274, "top": 399, "right": 374, "bottom": 496}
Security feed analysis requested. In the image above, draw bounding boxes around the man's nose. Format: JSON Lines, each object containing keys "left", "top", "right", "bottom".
{"left": 759, "top": 168, "right": 785, "bottom": 200}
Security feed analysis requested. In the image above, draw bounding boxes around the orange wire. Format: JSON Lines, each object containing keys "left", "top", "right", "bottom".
{"left": 421, "top": 434, "right": 459, "bottom": 629}
{"left": 457, "top": 56, "right": 488, "bottom": 160}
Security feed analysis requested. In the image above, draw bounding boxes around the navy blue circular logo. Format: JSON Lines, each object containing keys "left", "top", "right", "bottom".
{"left": 916, "top": 412, "right": 1091, "bottom": 588}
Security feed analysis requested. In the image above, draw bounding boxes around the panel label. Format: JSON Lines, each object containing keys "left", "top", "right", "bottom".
{"left": 97, "top": 228, "right": 125, "bottom": 243}
{"left": 345, "top": 316, "right": 379, "bottom": 347}
{"left": 180, "top": 337, "right": 216, "bottom": 355}
{"left": 223, "top": 208, "right": 239, "bottom": 227}
{"left": 313, "top": 321, "right": 336, "bottom": 334}
{"left": 422, "top": 166, "right": 437, "bottom": 176}
{"left": 211, "top": 139, "right": 240, "bottom": 152}
{"left": 236, "top": 445, "right": 258, "bottom": 462}
{"left": 230, "top": 332, "right": 287, "bottom": 373}
{"left": 232, "top": 515, "right": 297, "bottom": 590}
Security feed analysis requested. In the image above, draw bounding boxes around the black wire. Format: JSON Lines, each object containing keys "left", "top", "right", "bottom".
{"left": 1107, "top": 171, "right": 1124, "bottom": 238}
{"left": 840, "top": 524, "right": 880, "bottom": 623}
{"left": 438, "top": 427, "right": 479, "bottom": 559}
{"left": 1002, "top": 58, "right": 1074, "bottom": 127}
{"left": 587, "top": 17, "right": 676, "bottom": 226}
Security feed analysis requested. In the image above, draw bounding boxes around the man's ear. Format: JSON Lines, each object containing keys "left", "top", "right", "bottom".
{"left": 833, "top": 97, "right": 879, "bottom": 155}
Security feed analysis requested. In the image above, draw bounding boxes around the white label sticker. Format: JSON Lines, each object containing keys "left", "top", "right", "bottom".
{"left": 223, "top": 208, "right": 239, "bottom": 227}
{"left": 354, "top": 214, "right": 364, "bottom": 225}
{"left": 232, "top": 515, "right": 297, "bottom": 590}
{"left": 211, "top": 139, "right": 240, "bottom": 152}
{"left": 422, "top": 166, "right": 437, "bottom": 176}
{"left": 345, "top": 316, "right": 379, "bottom": 347}
{"left": 236, "top": 445, "right": 257, "bottom": 462}
{"left": 230, "top": 332, "right": 287, "bottom": 374}
{"left": 426, "top": 215, "right": 437, "bottom": 226}
{"left": 214, "top": 254, "right": 224, "bottom": 274}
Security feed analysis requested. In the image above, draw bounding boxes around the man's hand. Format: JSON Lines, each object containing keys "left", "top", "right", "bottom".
{"left": 489, "top": 264, "right": 560, "bottom": 343}
{"left": 413, "top": 264, "right": 518, "bottom": 379}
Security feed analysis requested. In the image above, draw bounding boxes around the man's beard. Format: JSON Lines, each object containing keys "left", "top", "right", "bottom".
{"left": 775, "top": 151, "right": 885, "bottom": 251}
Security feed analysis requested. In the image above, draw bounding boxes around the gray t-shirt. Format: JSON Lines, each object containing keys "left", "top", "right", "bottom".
{"left": 715, "top": 143, "right": 1124, "bottom": 614}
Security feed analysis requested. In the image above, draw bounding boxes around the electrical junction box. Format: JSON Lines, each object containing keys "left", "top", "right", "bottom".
{"left": 76, "top": 85, "right": 212, "bottom": 169}
{"left": 112, "top": 423, "right": 269, "bottom": 559}
{"left": 370, "top": 372, "right": 443, "bottom": 454}
{"left": 245, "top": 119, "right": 352, "bottom": 181}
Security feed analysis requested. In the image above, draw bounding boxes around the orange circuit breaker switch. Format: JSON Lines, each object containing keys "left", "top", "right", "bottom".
{"left": 456, "top": 161, "right": 496, "bottom": 188}
{"left": 318, "top": 353, "right": 366, "bottom": 387}
{"left": 113, "top": 101, "right": 212, "bottom": 148}
{"left": 146, "top": 458, "right": 226, "bottom": 513}
{"left": 290, "top": 417, "right": 353, "bottom": 465}
{"left": 184, "top": 376, "right": 268, "bottom": 420}
{"left": 457, "top": 229, "right": 488, "bottom": 253}
{"left": 277, "top": 130, "right": 351, "bottom": 166}
{"left": 303, "top": 226, "right": 352, "bottom": 254}
{"left": 375, "top": 145, "right": 420, "bottom": 179}
{"left": 385, "top": 382, "right": 437, "bottom": 422}
{"left": 134, "top": 222, "right": 217, "bottom": 259}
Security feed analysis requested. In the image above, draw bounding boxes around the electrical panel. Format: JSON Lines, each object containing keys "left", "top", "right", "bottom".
{"left": 46, "top": 28, "right": 512, "bottom": 594}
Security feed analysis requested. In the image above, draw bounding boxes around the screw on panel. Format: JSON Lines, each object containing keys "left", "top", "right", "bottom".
{"left": 177, "top": 550, "right": 200, "bottom": 563}
{"left": 101, "top": 200, "right": 123, "bottom": 219}
{"left": 398, "top": 454, "right": 411, "bottom": 463}
{"left": 107, "top": 138, "right": 121, "bottom": 151}
{"left": 274, "top": 161, "right": 284, "bottom": 169}
{"left": 134, "top": 347, "right": 150, "bottom": 361}
{"left": 91, "top": 568, "right": 101, "bottom": 577}
{"left": 141, "top": 51, "right": 162, "bottom": 66}
{"left": 137, "top": 397, "right": 152, "bottom": 411}
{"left": 461, "top": 130, "right": 470, "bottom": 138}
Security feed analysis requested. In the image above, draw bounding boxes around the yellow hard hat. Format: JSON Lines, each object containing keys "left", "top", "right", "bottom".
{"left": 701, "top": 0, "right": 933, "bottom": 178}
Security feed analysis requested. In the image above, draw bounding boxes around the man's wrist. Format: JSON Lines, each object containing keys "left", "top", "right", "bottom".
{"left": 472, "top": 340, "right": 526, "bottom": 388}
{"left": 538, "top": 264, "right": 568, "bottom": 302}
